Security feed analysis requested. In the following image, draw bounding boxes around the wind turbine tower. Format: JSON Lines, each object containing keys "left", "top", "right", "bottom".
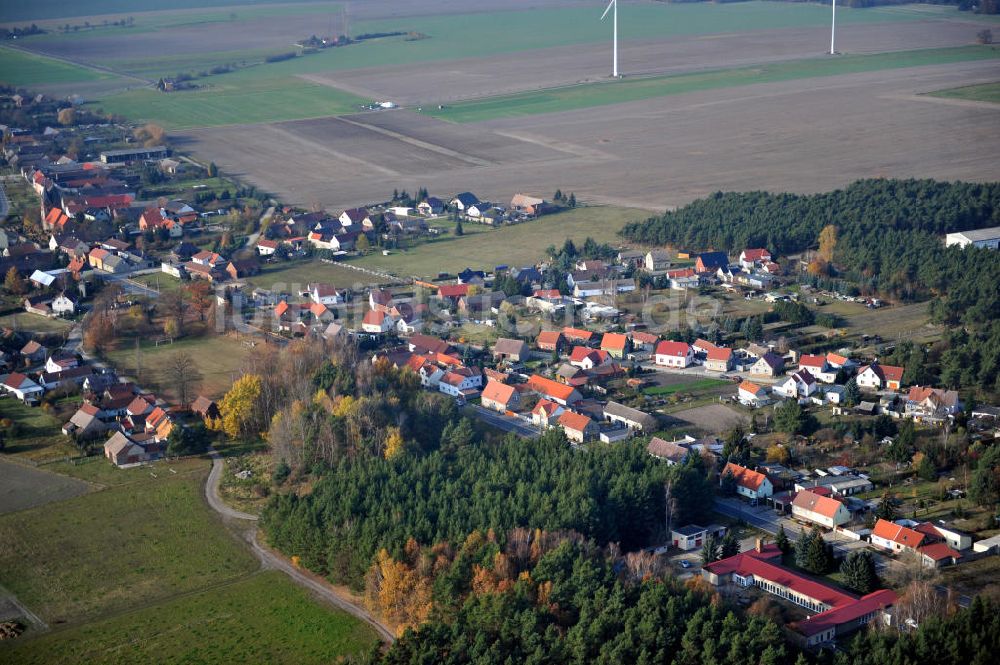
{"left": 601, "top": 0, "right": 619, "bottom": 78}
{"left": 830, "top": 0, "right": 837, "bottom": 55}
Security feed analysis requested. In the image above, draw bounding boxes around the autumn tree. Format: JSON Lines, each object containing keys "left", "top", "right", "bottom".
{"left": 133, "top": 123, "right": 166, "bottom": 147}
{"left": 215, "top": 373, "right": 263, "bottom": 439}
{"left": 82, "top": 311, "right": 115, "bottom": 355}
{"left": 159, "top": 288, "right": 187, "bottom": 337}
{"left": 384, "top": 426, "right": 404, "bottom": 460}
{"left": 164, "top": 351, "right": 203, "bottom": 408}
{"left": 818, "top": 224, "right": 837, "bottom": 263}
{"left": 364, "top": 548, "right": 432, "bottom": 633}
{"left": 186, "top": 281, "right": 214, "bottom": 323}
{"left": 57, "top": 107, "right": 76, "bottom": 126}
{"left": 3, "top": 267, "right": 25, "bottom": 295}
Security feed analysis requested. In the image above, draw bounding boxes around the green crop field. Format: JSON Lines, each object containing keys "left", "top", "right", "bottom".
{"left": 353, "top": 206, "right": 648, "bottom": 279}
{"left": 0, "top": 469, "right": 258, "bottom": 624}
{"left": 0, "top": 0, "right": 323, "bottom": 22}
{"left": 0, "top": 47, "right": 110, "bottom": 86}
{"left": 96, "top": 76, "right": 366, "bottom": 130}
{"left": 930, "top": 81, "right": 1000, "bottom": 103}
{"left": 427, "top": 45, "right": 1000, "bottom": 123}
{"left": 2, "top": 571, "right": 379, "bottom": 665}
{"left": 104, "top": 334, "right": 252, "bottom": 400}
{"left": 643, "top": 379, "right": 731, "bottom": 396}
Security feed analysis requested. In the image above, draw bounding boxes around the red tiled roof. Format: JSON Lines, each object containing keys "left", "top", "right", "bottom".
{"left": 631, "top": 331, "right": 658, "bottom": 345}
{"left": 533, "top": 289, "right": 561, "bottom": 299}
{"left": 872, "top": 519, "right": 925, "bottom": 549}
{"left": 917, "top": 542, "right": 960, "bottom": 561}
{"left": 536, "top": 330, "right": 563, "bottom": 347}
{"left": 666, "top": 267, "right": 696, "bottom": 279}
{"left": 532, "top": 399, "right": 561, "bottom": 417}
{"left": 739, "top": 380, "right": 765, "bottom": 395}
{"left": 722, "top": 462, "right": 768, "bottom": 491}
{"left": 655, "top": 341, "right": 690, "bottom": 357}
{"left": 527, "top": 374, "right": 576, "bottom": 402}
{"left": 601, "top": 332, "right": 628, "bottom": 351}
{"left": 363, "top": 310, "right": 386, "bottom": 326}
{"left": 481, "top": 380, "right": 516, "bottom": 406}
{"left": 826, "top": 353, "right": 849, "bottom": 366}
{"left": 438, "top": 284, "right": 469, "bottom": 298}
{"left": 792, "top": 489, "right": 846, "bottom": 519}
{"left": 796, "top": 590, "right": 896, "bottom": 637}
{"left": 799, "top": 354, "right": 827, "bottom": 368}
{"left": 742, "top": 248, "right": 771, "bottom": 261}
{"left": 707, "top": 347, "right": 733, "bottom": 362}
{"left": 561, "top": 327, "right": 593, "bottom": 342}
{"left": 557, "top": 410, "right": 592, "bottom": 433}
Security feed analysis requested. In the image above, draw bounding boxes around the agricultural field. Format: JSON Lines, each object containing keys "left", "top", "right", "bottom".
{"left": 0, "top": 458, "right": 89, "bottom": 515}
{"left": 0, "top": 47, "right": 110, "bottom": 86}
{"left": 643, "top": 378, "right": 732, "bottom": 397}
{"left": 929, "top": 81, "right": 1000, "bottom": 104}
{"left": 353, "top": 206, "right": 647, "bottom": 279}
{"left": 1, "top": 571, "right": 380, "bottom": 665}
{"left": 104, "top": 334, "right": 253, "bottom": 401}
{"left": 670, "top": 403, "right": 748, "bottom": 434}
{"left": 0, "top": 470, "right": 257, "bottom": 623}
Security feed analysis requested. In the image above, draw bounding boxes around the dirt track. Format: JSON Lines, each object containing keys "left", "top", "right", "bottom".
{"left": 177, "top": 59, "right": 1000, "bottom": 213}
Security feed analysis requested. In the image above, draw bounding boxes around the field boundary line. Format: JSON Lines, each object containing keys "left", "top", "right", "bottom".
{"left": 336, "top": 114, "right": 495, "bottom": 167}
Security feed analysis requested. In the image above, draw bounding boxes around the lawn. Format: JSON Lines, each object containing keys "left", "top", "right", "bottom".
{"left": 0, "top": 313, "right": 75, "bottom": 336}
{"left": 104, "top": 334, "right": 252, "bottom": 400}
{"left": 94, "top": 76, "right": 366, "bottom": 130}
{"left": 426, "top": 46, "right": 1000, "bottom": 123}
{"left": 0, "top": 46, "right": 111, "bottom": 86}
{"left": 353, "top": 206, "right": 648, "bottom": 279}
{"left": 43, "top": 453, "right": 208, "bottom": 487}
{"left": 243, "top": 259, "right": 383, "bottom": 292}
{"left": 929, "top": 81, "right": 1000, "bottom": 104}
{"left": 1, "top": 571, "right": 380, "bottom": 665}
{"left": 0, "top": 470, "right": 257, "bottom": 624}
{"left": 0, "top": 397, "right": 78, "bottom": 462}
{"left": 643, "top": 378, "right": 731, "bottom": 396}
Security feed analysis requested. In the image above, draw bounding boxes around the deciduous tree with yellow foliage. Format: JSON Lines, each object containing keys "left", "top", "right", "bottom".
{"left": 214, "top": 373, "right": 263, "bottom": 439}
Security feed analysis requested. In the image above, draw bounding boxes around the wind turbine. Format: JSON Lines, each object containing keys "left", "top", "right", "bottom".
{"left": 601, "top": 0, "right": 619, "bottom": 78}
{"left": 830, "top": 0, "right": 837, "bottom": 55}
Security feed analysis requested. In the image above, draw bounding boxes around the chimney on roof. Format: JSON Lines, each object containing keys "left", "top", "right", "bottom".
{"left": 755, "top": 537, "right": 764, "bottom": 553}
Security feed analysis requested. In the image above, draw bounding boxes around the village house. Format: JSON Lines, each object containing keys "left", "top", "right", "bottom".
{"left": 308, "top": 283, "right": 343, "bottom": 306}
{"left": 361, "top": 310, "right": 394, "bottom": 334}
{"left": 339, "top": 207, "right": 372, "bottom": 228}
{"left": 535, "top": 330, "right": 564, "bottom": 353}
{"left": 191, "top": 395, "right": 221, "bottom": 421}
{"left": 645, "top": 249, "right": 671, "bottom": 272}
{"left": 739, "top": 248, "right": 772, "bottom": 270}
{"left": 666, "top": 267, "right": 699, "bottom": 290}
{"left": 704, "top": 346, "right": 734, "bottom": 372}
{"left": 750, "top": 352, "right": 785, "bottom": 378}
{"left": 493, "top": 338, "right": 530, "bottom": 363}
{"left": 450, "top": 192, "right": 480, "bottom": 211}
{"left": 870, "top": 519, "right": 963, "bottom": 568}
{"left": 527, "top": 374, "right": 582, "bottom": 405}
{"left": 51, "top": 292, "right": 76, "bottom": 316}
{"left": 856, "top": 362, "right": 904, "bottom": 391}
{"left": 600, "top": 332, "right": 629, "bottom": 359}
{"left": 562, "top": 327, "right": 595, "bottom": 346}
{"left": 417, "top": 197, "right": 444, "bottom": 216}
{"left": 905, "top": 386, "right": 962, "bottom": 421}
{"left": 603, "top": 401, "right": 657, "bottom": 433}
{"left": 671, "top": 524, "right": 727, "bottom": 551}
{"left": 20, "top": 340, "right": 47, "bottom": 365}
{"left": 531, "top": 399, "right": 565, "bottom": 428}
{"left": 695, "top": 251, "right": 729, "bottom": 274}
{"left": 654, "top": 341, "right": 693, "bottom": 368}
{"left": 256, "top": 238, "right": 279, "bottom": 256}
{"left": 794, "top": 474, "right": 873, "bottom": 497}
{"left": 510, "top": 193, "right": 551, "bottom": 216}
{"left": 569, "top": 346, "right": 611, "bottom": 370}
{"left": 103, "top": 431, "right": 161, "bottom": 467}
{"left": 62, "top": 403, "right": 107, "bottom": 439}
{"left": 738, "top": 380, "right": 769, "bottom": 407}
{"left": 437, "top": 367, "right": 483, "bottom": 399}
{"left": 773, "top": 370, "right": 818, "bottom": 400}
{"left": 791, "top": 489, "right": 852, "bottom": 529}
{"left": 702, "top": 542, "right": 897, "bottom": 647}
{"left": 24, "top": 296, "right": 53, "bottom": 317}
{"left": 480, "top": 380, "right": 521, "bottom": 413}
{"left": 798, "top": 354, "right": 837, "bottom": 384}
{"left": 1, "top": 372, "right": 44, "bottom": 402}
{"left": 647, "top": 436, "right": 694, "bottom": 465}
{"left": 722, "top": 462, "right": 774, "bottom": 502}
{"left": 558, "top": 410, "right": 599, "bottom": 443}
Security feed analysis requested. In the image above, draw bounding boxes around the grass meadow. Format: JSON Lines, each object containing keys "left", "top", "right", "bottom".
{"left": 427, "top": 46, "right": 1000, "bottom": 123}
{"left": 353, "top": 206, "right": 648, "bottom": 279}
{"left": 1, "top": 571, "right": 380, "bottom": 665}
{"left": 0, "top": 470, "right": 258, "bottom": 623}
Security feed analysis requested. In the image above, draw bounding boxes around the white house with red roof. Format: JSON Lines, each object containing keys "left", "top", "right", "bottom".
{"left": 857, "top": 362, "right": 904, "bottom": 391}
{"left": 308, "top": 283, "right": 343, "bottom": 306}
{"left": 798, "top": 354, "right": 837, "bottom": 383}
{"left": 870, "top": 519, "right": 962, "bottom": 568}
{"left": 531, "top": 399, "right": 565, "bottom": 428}
{"left": 738, "top": 380, "right": 769, "bottom": 407}
{"left": 791, "top": 489, "right": 852, "bottom": 528}
{"left": 739, "top": 248, "right": 772, "bottom": 270}
{"left": 569, "top": 346, "right": 610, "bottom": 370}
{"left": 1, "top": 372, "right": 44, "bottom": 401}
{"left": 722, "top": 462, "right": 773, "bottom": 501}
{"left": 773, "top": 370, "right": 818, "bottom": 400}
{"left": 437, "top": 367, "right": 482, "bottom": 398}
{"left": 526, "top": 374, "right": 581, "bottom": 405}
{"left": 558, "top": 410, "right": 598, "bottom": 443}
{"left": 705, "top": 346, "right": 734, "bottom": 372}
{"left": 480, "top": 380, "right": 520, "bottom": 413}
{"left": 666, "top": 267, "right": 699, "bottom": 290}
{"left": 361, "top": 310, "right": 394, "bottom": 334}
{"left": 654, "top": 341, "right": 693, "bottom": 368}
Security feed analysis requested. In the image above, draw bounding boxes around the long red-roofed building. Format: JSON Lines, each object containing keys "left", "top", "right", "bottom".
{"left": 703, "top": 542, "right": 897, "bottom": 646}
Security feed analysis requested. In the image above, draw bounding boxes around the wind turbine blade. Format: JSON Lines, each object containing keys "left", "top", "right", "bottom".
{"left": 601, "top": 0, "right": 615, "bottom": 21}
